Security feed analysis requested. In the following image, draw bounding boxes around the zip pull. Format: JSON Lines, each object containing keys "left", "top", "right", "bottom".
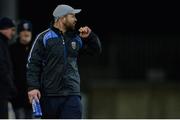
{"left": 62, "top": 36, "right": 65, "bottom": 45}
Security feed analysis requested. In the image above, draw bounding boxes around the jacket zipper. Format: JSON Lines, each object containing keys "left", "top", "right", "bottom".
{"left": 61, "top": 35, "right": 67, "bottom": 64}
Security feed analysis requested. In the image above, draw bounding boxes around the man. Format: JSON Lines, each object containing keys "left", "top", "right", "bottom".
{"left": 27, "top": 4, "right": 102, "bottom": 118}
{"left": 0, "top": 17, "right": 16, "bottom": 118}
{"left": 10, "top": 20, "right": 33, "bottom": 118}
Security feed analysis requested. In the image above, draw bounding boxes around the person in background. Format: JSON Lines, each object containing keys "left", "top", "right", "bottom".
{"left": 0, "top": 17, "right": 16, "bottom": 118}
{"left": 10, "top": 20, "right": 33, "bottom": 118}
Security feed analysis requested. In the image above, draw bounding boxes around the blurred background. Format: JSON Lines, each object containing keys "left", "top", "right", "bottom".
{"left": 1, "top": 0, "right": 180, "bottom": 118}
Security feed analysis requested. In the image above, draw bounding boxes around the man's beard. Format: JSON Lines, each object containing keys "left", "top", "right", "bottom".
{"left": 64, "top": 21, "right": 76, "bottom": 31}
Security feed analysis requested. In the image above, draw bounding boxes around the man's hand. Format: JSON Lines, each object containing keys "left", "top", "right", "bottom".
{"left": 79, "top": 26, "right": 92, "bottom": 38}
{"left": 28, "top": 89, "right": 41, "bottom": 103}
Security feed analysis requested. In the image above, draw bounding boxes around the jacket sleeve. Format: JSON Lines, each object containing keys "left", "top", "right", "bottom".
{"left": 0, "top": 41, "right": 12, "bottom": 89}
{"left": 27, "top": 35, "right": 44, "bottom": 91}
{"left": 80, "top": 32, "right": 102, "bottom": 55}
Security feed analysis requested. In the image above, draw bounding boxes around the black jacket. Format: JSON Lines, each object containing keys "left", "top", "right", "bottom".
{"left": 27, "top": 26, "right": 101, "bottom": 96}
{"left": 0, "top": 33, "right": 16, "bottom": 99}
{"left": 10, "top": 39, "right": 31, "bottom": 108}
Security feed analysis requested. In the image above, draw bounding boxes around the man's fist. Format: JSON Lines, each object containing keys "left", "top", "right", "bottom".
{"left": 79, "top": 26, "right": 92, "bottom": 38}
{"left": 28, "top": 89, "right": 41, "bottom": 103}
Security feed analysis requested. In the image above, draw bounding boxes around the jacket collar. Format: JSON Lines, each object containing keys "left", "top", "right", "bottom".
{"left": 50, "top": 24, "right": 63, "bottom": 37}
{"left": 50, "top": 23, "right": 77, "bottom": 38}
{"left": 0, "top": 32, "right": 9, "bottom": 43}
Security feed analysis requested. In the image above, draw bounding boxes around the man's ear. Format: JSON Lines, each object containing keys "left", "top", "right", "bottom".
{"left": 59, "top": 17, "right": 66, "bottom": 23}
{"left": 63, "top": 17, "right": 66, "bottom": 22}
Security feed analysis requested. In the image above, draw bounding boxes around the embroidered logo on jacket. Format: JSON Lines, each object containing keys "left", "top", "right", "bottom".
{"left": 71, "top": 41, "right": 76, "bottom": 50}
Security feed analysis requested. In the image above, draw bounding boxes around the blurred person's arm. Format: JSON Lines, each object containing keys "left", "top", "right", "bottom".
{"left": 79, "top": 26, "right": 102, "bottom": 55}
{"left": 0, "top": 42, "right": 9, "bottom": 84}
{"left": 0, "top": 41, "right": 15, "bottom": 96}
{"left": 27, "top": 35, "right": 44, "bottom": 102}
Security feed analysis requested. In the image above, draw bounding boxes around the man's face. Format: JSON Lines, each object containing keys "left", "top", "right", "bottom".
{"left": 6, "top": 27, "right": 16, "bottom": 40}
{"left": 19, "top": 31, "right": 32, "bottom": 45}
{"left": 62, "top": 13, "right": 77, "bottom": 30}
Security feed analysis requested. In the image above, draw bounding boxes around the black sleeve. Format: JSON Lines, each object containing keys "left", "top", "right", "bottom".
{"left": 80, "top": 32, "right": 102, "bottom": 55}
{"left": 27, "top": 35, "right": 44, "bottom": 91}
{"left": 0, "top": 42, "right": 11, "bottom": 87}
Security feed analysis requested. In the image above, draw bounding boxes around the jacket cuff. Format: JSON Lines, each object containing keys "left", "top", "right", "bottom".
{"left": 28, "top": 86, "right": 40, "bottom": 91}
{"left": 87, "top": 32, "right": 96, "bottom": 40}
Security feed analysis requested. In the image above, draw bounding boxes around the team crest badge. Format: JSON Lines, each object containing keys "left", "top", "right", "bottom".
{"left": 71, "top": 42, "right": 76, "bottom": 50}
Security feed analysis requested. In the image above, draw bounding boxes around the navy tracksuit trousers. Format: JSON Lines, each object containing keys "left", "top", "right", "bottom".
{"left": 40, "top": 95, "right": 82, "bottom": 119}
